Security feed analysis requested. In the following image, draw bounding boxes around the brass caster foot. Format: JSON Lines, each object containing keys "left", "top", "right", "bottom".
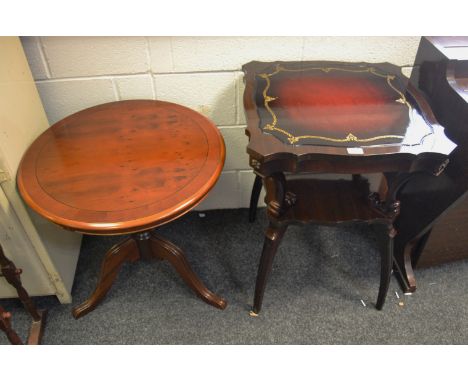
{"left": 249, "top": 310, "right": 259, "bottom": 317}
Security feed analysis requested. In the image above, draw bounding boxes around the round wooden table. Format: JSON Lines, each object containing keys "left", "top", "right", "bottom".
{"left": 18, "top": 100, "right": 227, "bottom": 318}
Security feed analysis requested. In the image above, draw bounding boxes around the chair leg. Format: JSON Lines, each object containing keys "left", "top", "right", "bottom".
{"left": 376, "top": 226, "right": 396, "bottom": 310}
{"left": 0, "top": 306, "right": 23, "bottom": 345}
{"left": 250, "top": 223, "right": 287, "bottom": 316}
{"left": 249, "top": 174, "right": 262, "bottom": 222}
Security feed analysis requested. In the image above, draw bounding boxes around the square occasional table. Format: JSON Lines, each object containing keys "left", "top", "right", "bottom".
{"left": 17, "top": 100, "right": 227, "bottom": 318}
{"left": 242, "top": 61, "right": 456, "bottom": 315}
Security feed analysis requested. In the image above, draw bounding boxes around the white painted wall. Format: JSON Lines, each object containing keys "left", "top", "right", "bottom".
{"left": 20, "top": 36, "right": 420, "bottom": 210}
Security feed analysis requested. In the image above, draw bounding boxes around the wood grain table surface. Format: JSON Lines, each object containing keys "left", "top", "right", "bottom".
{"left": 18, "top": 100, "right": 225, "bottom": 235}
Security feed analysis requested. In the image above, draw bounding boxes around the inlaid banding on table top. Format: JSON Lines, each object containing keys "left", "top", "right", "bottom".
{"left": 17, "top": 100, "right": 225, "bottom": 234}
{"left": 257, "top": 64, "right": 420, "bottom": 144}
{"left": 34, "top": 106, "right": 210, "bottom": 212}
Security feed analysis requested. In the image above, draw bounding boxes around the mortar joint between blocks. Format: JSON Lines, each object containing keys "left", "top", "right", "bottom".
{"left": 38, "top": 37, "right": 52, "bottom": 79}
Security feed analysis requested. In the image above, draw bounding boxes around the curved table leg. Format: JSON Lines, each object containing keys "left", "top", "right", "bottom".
{"left": 393, "top": 229, "right": 433, "bottom": 293}
{"left": 0, "top": 245, "right": 41, "bottom": 321}
{"left": 250, "top": 223, "right": 288, "bottom": 316}
{"left": 376, "top": 226, "right": 396, "bottom": 310}
{"left": 372, "top": 172, "right": 420, "bottom": 295}
{"left": 148, "top": 233, "right": 227, "bottom": 310}
{"left": 72, "top": 237, "right": 139, "bottom": 319}
{"left": 249, "top": 174, "right": 262, "bottom": 222}
{"left": 393, "top": 238, "right": 417, "bottom": 293}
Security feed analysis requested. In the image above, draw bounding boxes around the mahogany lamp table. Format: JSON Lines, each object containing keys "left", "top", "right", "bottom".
{"left": 243, "top": 61, "right": 456, "bottom": 315}
{"left": 17, "top": 100, "right": 227, "bottom": 318}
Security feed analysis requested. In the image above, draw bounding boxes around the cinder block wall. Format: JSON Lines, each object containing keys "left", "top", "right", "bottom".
{"left": 20, "top": 36, "right": 420, "bottom": 210}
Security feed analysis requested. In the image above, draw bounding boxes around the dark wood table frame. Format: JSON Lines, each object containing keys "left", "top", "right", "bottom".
{"left": 17, "top": 100, "right": 227, "bottom": 319}
{"left": 243, "top": 61, "right": 456, "bottom": 315}
{"left": 392, "top": 37, "right": 468, "bottom": 282}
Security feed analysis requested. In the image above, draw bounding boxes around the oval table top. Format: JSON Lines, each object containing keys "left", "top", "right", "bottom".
{"left": 18, "top": 100, "right": 225, "bottom": 235}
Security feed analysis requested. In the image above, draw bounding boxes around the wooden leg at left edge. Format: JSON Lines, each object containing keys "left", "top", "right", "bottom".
{"left": 0, "top": 307, "right": 47, "bottom": 345}
{"left": 0, "top": 306, "right": 23, "bottom": 344}
{"left": 0, "top": 245, "right": 47, "bottom": 344}
{"left": 27, "top": 309, "right": 47, "bottom": 345}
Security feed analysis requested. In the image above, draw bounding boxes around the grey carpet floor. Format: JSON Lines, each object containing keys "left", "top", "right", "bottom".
{"left": 2, "top": 208, "right": 468, "bottom": 344}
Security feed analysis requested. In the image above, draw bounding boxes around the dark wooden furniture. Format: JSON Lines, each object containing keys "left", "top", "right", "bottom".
{"left": 243, "top": 60, "right": 456, "bottom": 315}
{"left": 0, "top": 306, "right": 21, "bottom": 344}
{"left": 392, "top": 37, "right": 468, "bottom": 281}
{"left": 0, "top": 244, "right": 46, "bottom": 344}
{"left": 17, "top": 100, "right": 227, "bottom": 318}
{"left": 415, "top": 200, "right": 468, "bottom": 268}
